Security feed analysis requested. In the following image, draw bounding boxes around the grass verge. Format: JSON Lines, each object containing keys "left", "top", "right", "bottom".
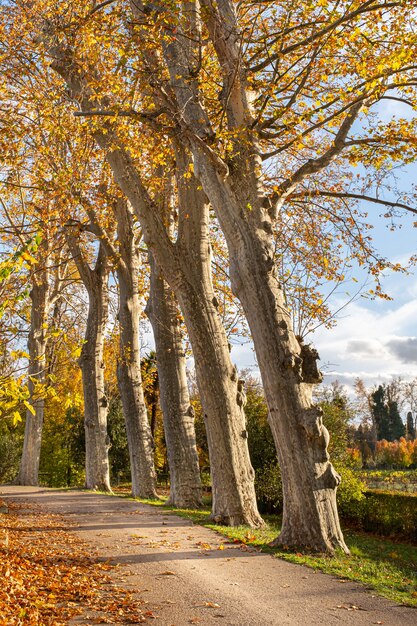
{"left": 111, "top": 487, "right": 417, "bottom": 608}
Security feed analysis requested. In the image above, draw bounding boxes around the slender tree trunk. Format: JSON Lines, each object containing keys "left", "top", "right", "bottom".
{"left": 68, "top": 237, "right": 111, "bottom": 492}
{"left": 150, "top": 401, "right": 157, "bottom": 438}
{"left": 15, "top": 273, "right": 50, "bottom": 485}
{"left": 115, "top": 200, "right": 157, "bottom": 498}
{"left": 146, "top": 252, "right": 202, "bottom": 508}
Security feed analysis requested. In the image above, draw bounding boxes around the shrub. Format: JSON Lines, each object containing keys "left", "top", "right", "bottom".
{"left": 0, "top": 420, "right": 23, "bottom": 482}
{"left": 254, "top": 462, "right": 366, "bottom": 518}
{"left": 39, "top": 407, "right": 85, "bottom": 487}
{"left": 345, "top": 447, "right": 362, "bottom": 468}
{"left": 254, "top": 462, "right": 283, "bottom": 513}
{"left": 334, "top": 464, "right": 366, "bottom": 518}
{"left": 244, "top": 377, "right": 277, "bottom": 471}
{"left": 375, "top": 438, "right": 417, "bottom": 468}
{"left": 358, "top": 491, "right": 417, "bottom": 542}
{"left": 359, "top": 469, "right": 417, "bottom": 488}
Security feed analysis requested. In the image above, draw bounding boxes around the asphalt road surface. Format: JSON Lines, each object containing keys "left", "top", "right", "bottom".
{"left": 1, "top": 486, "right": 415, "bottom": 626}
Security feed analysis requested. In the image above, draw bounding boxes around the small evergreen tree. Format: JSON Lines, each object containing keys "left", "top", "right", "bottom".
{"left": 388, "top": 401, "right": 405, "bottom": 441}
{"left": 406, "top": 412, "right": 416, "bottom": 440}
{"left": 371, "top": 385, "right": 390, "bottom": 441}
{"left": 371, "top": 385, "right": 405, "bottom": 442}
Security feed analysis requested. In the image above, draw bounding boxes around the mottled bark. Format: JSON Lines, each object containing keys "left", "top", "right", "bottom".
{"left": 231, "top": 226, "right": 346, "bottom": 552}
{"left": 68, "top": 236, "right": 111, "bottom": 492}
{"left": 102, "top": 144, "right": 261, "bottom": 526}
{"left": 48, "top": 36, "right": 261, "bottom": 525}
{"left": 146, "top": 252, "right": 202, "bottom": 509}
{"left": 15, "top": 267, "right": 50, "bottom": 486}
{"left": 148, "top": 0, "right": 349, "bottom": 551}
{"left": 114, "top": 199, "right": 157, "bottom": 498}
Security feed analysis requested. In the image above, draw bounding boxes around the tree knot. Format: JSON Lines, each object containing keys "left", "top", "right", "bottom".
{"left": 298, "top": 338, "right": 323, "bottom": 384}
{"left": 236, "top": 378, "right": 247, "bottom": 408}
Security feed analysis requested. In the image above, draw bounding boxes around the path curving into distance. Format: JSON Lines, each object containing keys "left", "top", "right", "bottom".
{"left": 1, "top": 486, "right": 415, "bottom": 626}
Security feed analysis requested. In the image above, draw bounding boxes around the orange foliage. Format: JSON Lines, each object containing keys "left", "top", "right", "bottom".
{"left": 375, "top": 438, "right": 417, "bottom": 468}
{"left": 0, "top": 503, "right": 148, "bottom": 625}
{"left": 346, "top": 447, "right": 362, "bottom": 468}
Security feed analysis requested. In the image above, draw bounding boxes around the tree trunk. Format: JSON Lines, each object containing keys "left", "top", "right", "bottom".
{"left": 176, "top": 277, "right": 261, "bottom": 526}
{"left": 231, "top": 231, "right": 347, "bottom": 552}
{"left": 146, "top": 251, "right": 202, "bottom": 509}
{"left": 47, "top": 48, "right": 261, "bottom": 525}
{"left": 169, "top": 149, "right": 261, "bottom": 525}
{"left": 69, "top": 238, "right": 111, "bottom": 492}
{"left": 15, "top": 274, "right": 50, "bottom": 486}
{"left": 115, "top": 199, "right": 157, "bottom": 498}
{"left": 103, "top": 144, "right": 262, "bottom": 526}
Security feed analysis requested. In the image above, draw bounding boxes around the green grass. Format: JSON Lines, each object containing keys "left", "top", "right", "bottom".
{"left": 108, "top": 487, "right": 417, "bottom": 607}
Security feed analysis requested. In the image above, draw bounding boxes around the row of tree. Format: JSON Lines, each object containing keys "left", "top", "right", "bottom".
{"left": 1, "top": 0, "right": 417, "bottom": 554}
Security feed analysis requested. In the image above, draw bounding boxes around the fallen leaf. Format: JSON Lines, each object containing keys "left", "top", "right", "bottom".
{"left": 0, "top": 502, "right": 147, "bottom": 625}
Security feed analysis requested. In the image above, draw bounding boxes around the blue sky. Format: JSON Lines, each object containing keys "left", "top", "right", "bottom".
{"left": 230, "top": 197, "right": 417, "bottom": 392}
{"left": 315, "top": 212, "right": 417, "bottom": 390}
{"left": 231, "top": 100, "right": 417, "bottom": 392}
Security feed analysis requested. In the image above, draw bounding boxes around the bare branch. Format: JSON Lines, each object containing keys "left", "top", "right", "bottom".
{"left": 270, "top": 102, "right": 363, "bottom": 214}
{"left": 88, "top": 0, "right": 117, "bottom": 18}
{"left": 295, "top": 191, "right": 417, "bottom": 216}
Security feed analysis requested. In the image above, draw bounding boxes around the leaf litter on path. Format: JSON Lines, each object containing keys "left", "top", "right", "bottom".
{"left": 0, "top": 502, "right": 154, "bottom": 625}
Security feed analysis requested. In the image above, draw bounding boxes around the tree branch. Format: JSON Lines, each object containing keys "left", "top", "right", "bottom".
{"left": 270, "top": 102, "right": 363, "bottom": 214}
{"left": 88, "top": 0, "right": 117, "bottom": 18}
{"left": 294, "top": 191, "right": 417, "bottom": 216}
{"left": 249, "top": 1, "right": 404, "bottom": 73}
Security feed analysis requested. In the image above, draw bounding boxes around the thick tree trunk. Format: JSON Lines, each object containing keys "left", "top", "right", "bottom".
{"left": 146, "top": 251, "right": 202, "bottom": 509}
{"left": 230, "top": 233, "right": 347, "bottom": 552}
{"left": 69, "top": 239, "right": 111, "bottom": 492}
{"left": 15, "top": 277, "right": 50, "bottom": 486}
{"left": 115, "top": 200, "right": 157, "bottom": 498}
{"left": 193, "top": 153, "right": 348, "bottom": 550}
{"left": 176, "top": 278, "right": 260, "bottom": 525}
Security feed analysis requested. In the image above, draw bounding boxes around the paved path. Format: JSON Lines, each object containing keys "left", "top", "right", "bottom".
{"left": 1, "top": 486, "right": 415, "bottom": 626}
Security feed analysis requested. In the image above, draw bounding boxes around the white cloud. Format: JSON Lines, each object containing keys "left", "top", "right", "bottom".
{"left": 346, "top": 339, "right": 388, "bottom": 359}
{"left": 313, "top": 295, "right": 417, "bottom": 390}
